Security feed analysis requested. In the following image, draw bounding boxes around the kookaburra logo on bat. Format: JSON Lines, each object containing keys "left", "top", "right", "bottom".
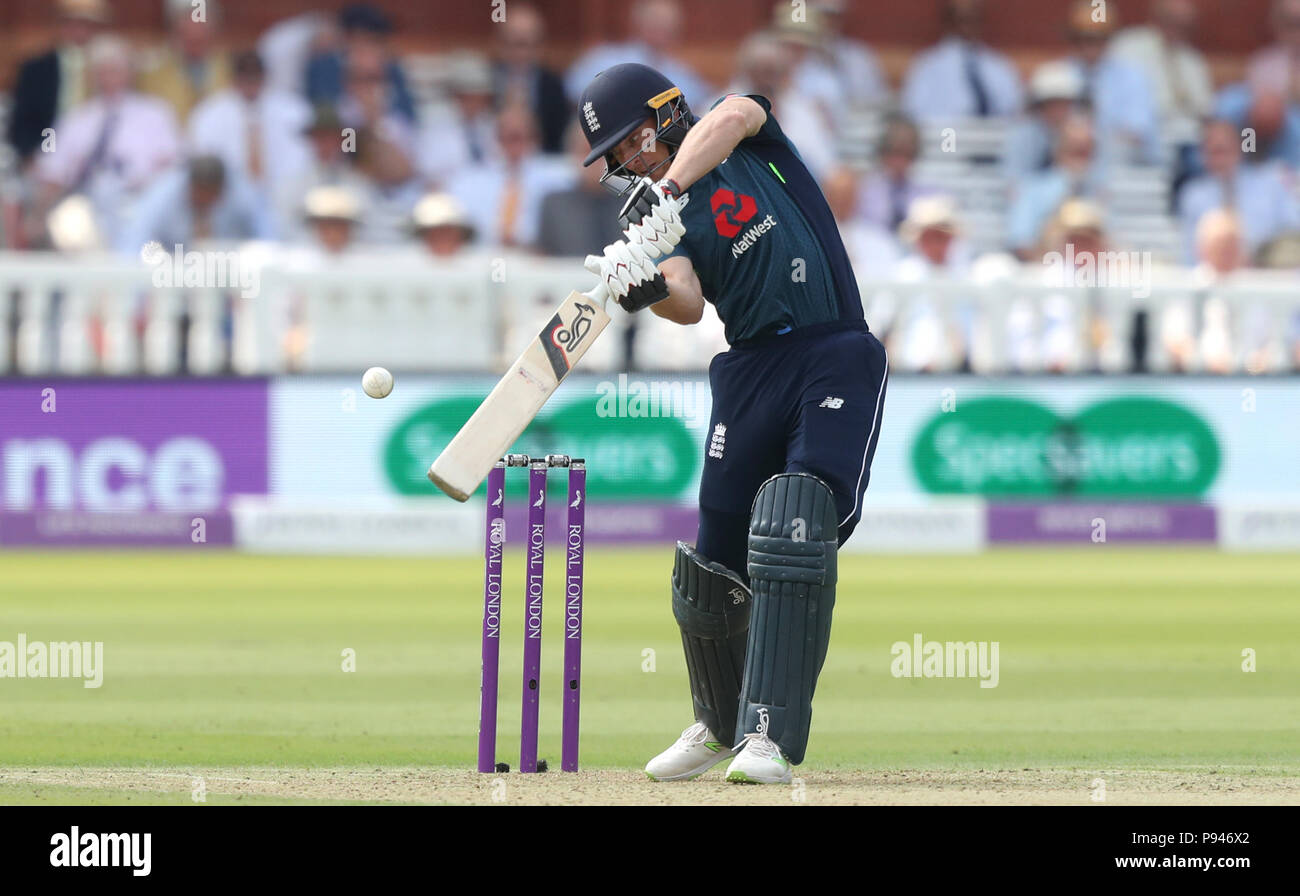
{"left": 551, "top": 303, "right": 597, "bottom": 355}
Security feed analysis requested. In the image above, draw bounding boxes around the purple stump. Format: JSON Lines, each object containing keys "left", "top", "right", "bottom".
{"left": 477, "top": 462, "right": 506, "bottom": 773}
{"left": 562, "top": 461, "right": 585, "bottom": 772}
{"left": 519, "top": 460, "right": 547, "bottom": 772}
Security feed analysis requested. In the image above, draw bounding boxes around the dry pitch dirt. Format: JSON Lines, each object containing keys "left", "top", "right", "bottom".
{"left": 4, "top": 767, "right": 1298, "bottom": 805}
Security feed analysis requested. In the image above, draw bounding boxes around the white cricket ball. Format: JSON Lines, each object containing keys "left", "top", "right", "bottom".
{"left": 362, "top": 366, "right": 394, "bottom": 399}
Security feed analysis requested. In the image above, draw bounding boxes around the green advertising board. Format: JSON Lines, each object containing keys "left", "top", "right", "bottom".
{"left": 383, "top": 392, "right": 700, "bottom": 499}
{"left": 911, "top": 396, "right": 1221, "bottom": 497}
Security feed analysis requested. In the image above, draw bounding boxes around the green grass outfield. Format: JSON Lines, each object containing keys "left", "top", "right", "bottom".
{"left": 1, "top": 548, "right": 1297, "bottom": 803}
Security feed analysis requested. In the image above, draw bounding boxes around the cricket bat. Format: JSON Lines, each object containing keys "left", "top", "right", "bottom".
{"left": 428, "top": 283, "right": 611, "bottom": 501}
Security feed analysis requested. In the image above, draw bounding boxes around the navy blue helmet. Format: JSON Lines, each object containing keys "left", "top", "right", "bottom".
{"left": 577, "top": 63, "right": 694, "bottom": 196}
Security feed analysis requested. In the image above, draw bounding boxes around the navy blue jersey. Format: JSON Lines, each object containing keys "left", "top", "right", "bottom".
{"left": 665, "top": 94, "right": 865, "bottom": 344}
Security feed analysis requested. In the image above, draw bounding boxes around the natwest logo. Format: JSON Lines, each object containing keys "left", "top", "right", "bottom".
{"left": 710, "top": 188, "right": 758, "bottom": 237}
{"left": 730, "top": 214, "right": 777, "bottom": 258}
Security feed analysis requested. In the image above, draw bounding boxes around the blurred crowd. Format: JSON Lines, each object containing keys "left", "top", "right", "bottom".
{"left": 4, "top": 0, "right": 1300, "bottom": 373}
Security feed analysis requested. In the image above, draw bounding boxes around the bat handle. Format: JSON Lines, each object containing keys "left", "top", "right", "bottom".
{"left": 582, "top": 281, "right": 611, "bottom": 309}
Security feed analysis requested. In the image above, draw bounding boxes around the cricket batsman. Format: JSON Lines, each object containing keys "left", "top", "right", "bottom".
{"left": 578, "top": 63, "right": 888, "bottom": 783}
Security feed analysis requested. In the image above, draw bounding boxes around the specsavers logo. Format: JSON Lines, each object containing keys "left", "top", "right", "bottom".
{"left": 911, "top": 396, "right": 1220, "bottom": 497}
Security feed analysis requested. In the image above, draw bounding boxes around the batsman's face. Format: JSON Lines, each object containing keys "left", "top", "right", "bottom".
{"left": 609, "top": 117, "right": 673, "bottom": 178}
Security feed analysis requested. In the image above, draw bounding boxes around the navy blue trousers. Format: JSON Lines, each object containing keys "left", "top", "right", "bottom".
{"left": 695, "top": 323, "right": 889, "bottom": 581}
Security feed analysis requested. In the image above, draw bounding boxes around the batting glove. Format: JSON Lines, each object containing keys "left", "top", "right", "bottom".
{"left": 619, "top": 176, "right": 689, "bottom": 259}
{"left": 584, "top": 239, "right": 669, "bottom": 312}
{"left": 618, "top": 272, "right": 670, "bottom": 312}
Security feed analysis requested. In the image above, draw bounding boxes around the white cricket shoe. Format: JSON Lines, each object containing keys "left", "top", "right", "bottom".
{"left": 724, "top": 733, "right": 793, "bottom": 784}
{"left": 645, "top": 721, "right": 736, "bottom": 781}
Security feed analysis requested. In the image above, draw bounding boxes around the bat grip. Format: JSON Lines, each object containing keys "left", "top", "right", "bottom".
{"left": 582, "top": 281, "right": 611, "bottom": 309}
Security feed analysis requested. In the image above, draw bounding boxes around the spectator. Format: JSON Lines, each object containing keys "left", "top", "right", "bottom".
{"left": 768, "top": 6, "right": 840, "bottom": 131}
{"left": 138, "top": 0, "right": 232, "bottom": 124}
{"left": 1177, "top": 119, "right": 1300, "bottom": 264}
{"left": 411, "top": 193, "right": 476, "bottom": 258}
{"left": 352, "top": 122, "right": 424, "bottom": 246}
{"left": 492, "top": 3, "right": 570, "bottom": 155}
{"left": 564, "top": 0, "right": 712, "bottom": 105}
{"left": 857, "top": 115, "right": 937, "bottom": 237}
{"left": 822, "top": 166, "right": 901, "bottom": 277}
{"left": 1198, "top": 211, "right": 1285, "bottom": 373}
{"left": 887, "top": 196, "right": 974, "bottom": 371}
{"left": 305, "top": 3, "right": 416, "bottom": 125}
{"left": 281, "top": 184, "right": 365, "bottom": 370}
{"left": 1050, "top": 196, "right": 1141, "bottom": 371}
{"left": 899, "top": 196, "right": 970, "bottom": 276}
{"left": 1160, "top": 209, "right": 1244, "bottom": 372}
{"left": 1187, "top": 209, "right": 1281, "bottom": 373}
{"left": 302, "top": 185, "right": 363, "bottom": 256}
{"left": 1247, "top": 0, "right": 1300, "bottom": 103}
{"left": 1229, "top": 0, "right": 1300, "bottom": 163}
{"left": 275, "top": 105, "right": 370, "bottom": 242}
{"left": 338, "top": 40, "right": 417, "bottom": 164}
{"left": 35, "top": 35, "right": 181, "bottom": 247}
{"left": 1005, "top": 198, "right": 1101, "bottom": 373}
{"left": 118, "top": 155, "right": 270, "bottom": 254}
{"left": 901, "top": 0, "right": 1023, "bottom": 121}
{"left": 308, "top": 44, "right": 421, "bottom": 245}
{"left": 1003, "top": 62, "right": 1087, "bottom": 182}
{"left": 724, "top": 33, "right": 836, "bottom": 181}
{"left": 6, "top": 0, "right": 110, "bottom": 167}
{"left": 535, "top": 127, "right": 624, "bottom": 256}
{"left": 1005, "top": 113, "right": 1107, "bottom": 258}
{"left": 1058, "top": 0, "right": 1161, "bottom": 166}
{"left": 188, "top": 51, "right": 313, "bottom": 201}
{"left": 257, "top": 12, "right": 329, "bottom": 97}
{"left": 798, "top": 0, "right": 889, "bottom": 110}
{"left": 1110, "top": 0, "right": 1213, "bottom": 175}
{"left": 418, "top": 53, "right": 497, "bottom": 187}
{"left": 1214, "top": 83, "right": 1300, "bottom": 168}
{"left": 1194, "top": 210, "right": 1248, "bottom": 281}
{"left": 451, "top": 103, "right": 573, "bottom": 249}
